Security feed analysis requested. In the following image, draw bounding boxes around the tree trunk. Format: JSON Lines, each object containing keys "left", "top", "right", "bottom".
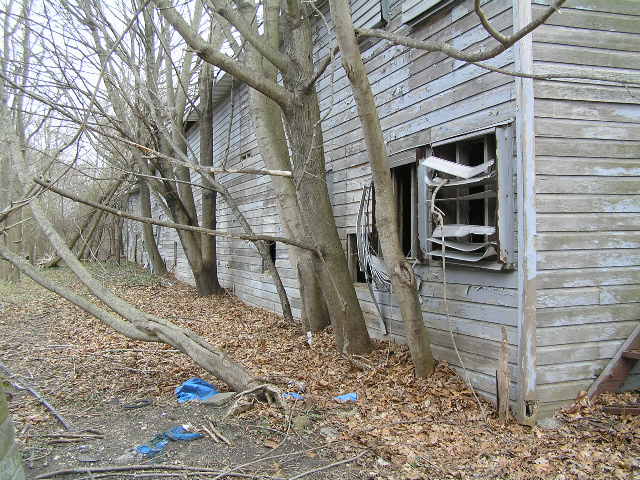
{"left": 198, "top": 62, "right": 222, "bottom": 293}
{"left": 0, "top": 379, "right": 25, "bottom": 480}
{"left": 76, "top": 208, "right": 106, "bottom": 261}
{"left": 328, "top": 0, "right": 435, "bottom": 376}
{"left": 139, "top": 180, "right": 167, "bottom": 275}
{"left": 246, "top": 0, "right": 330, "bottom": 331}
{"left": 280, "top": 1, "right": 371, "bottom": 353}
{"left": 23, "top": 201, "right": 261, "bottom": 393}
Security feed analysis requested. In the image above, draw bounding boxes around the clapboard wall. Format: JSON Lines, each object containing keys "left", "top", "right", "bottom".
{"left": 209, "top": 86, "right": 305, "bottom": 317}
{"left": 122, "top": 0, "right": 640, "bottom": 416}
{"left": 310, "top": 0, "right": 522, "bottom": 403}
{"left": 532, "top": 0, "right": 640, "bottom": 415}
{"left": 120, "top": 0, "right": 524, "bottom": 406}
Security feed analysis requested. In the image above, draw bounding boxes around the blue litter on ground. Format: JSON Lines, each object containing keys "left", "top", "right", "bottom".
{"left": 175, "top": 378, "right": 219, "bottom": 403}
{"left": 282, "top": 392, "right": 304, "bottom": 400}
{"left": 136, "top": 425, "right": 204, "bottom": 458}
{"left": 334, "top": 392, "right": 358, "bottom": 403}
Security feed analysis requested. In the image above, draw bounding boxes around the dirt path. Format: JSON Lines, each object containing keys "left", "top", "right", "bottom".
{"left": 1, "top": 262, "right": 639, "bottom": 480}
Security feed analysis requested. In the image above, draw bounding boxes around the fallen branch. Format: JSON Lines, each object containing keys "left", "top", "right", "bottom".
{"left": 210, "top": 442, "right": 342, "bottom": 480}
{"left": 35, "top": 464, "right": 283, "bottom": 479}
{"left": 208, "top": 419, "right": 232, "bottom": 445}
{"left": 0, "top": 361, "right": 72, "bottom": 431}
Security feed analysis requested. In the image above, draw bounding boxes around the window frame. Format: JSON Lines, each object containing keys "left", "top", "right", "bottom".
{"left": 420, "top": 123, "right": 515, "bottom": 270}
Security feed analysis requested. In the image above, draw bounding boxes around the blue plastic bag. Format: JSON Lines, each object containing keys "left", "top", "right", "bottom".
{"left": 175, "top": 378, "right": 219, "bottom": 403}
{"left": 136, "top": 425, "right": 204, "bottom": 457}
{"left": 334, "top": 392, "right": 358, "bottom": 403}
{"left": 282, "top": 392, "right": 304, "bottom": 400}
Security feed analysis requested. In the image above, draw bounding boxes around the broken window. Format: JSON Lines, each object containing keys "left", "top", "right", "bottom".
{"left": 391, "top": 163, "right": 418, "bottom": 257}
{"left": 262, "top": 241, "right": 277, "bottom": 273}
{"left": 347, "top": 233, "right": 367, "bottom": 283}
{"left": 422, "top": 125, "right": 515, "bottom": 270}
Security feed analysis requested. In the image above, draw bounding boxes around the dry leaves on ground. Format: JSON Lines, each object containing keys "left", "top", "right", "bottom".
{"left": 1, "top": 262, "right": 638, "bottom": 480}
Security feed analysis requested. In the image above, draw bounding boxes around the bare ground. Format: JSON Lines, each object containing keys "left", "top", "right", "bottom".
{"left": 0, "top": 261, "right": 639, "bottom": 480}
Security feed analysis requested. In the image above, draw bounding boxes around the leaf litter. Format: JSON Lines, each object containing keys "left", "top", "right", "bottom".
{"left": 0, "top": 262, "right": 638, "bottom": 479}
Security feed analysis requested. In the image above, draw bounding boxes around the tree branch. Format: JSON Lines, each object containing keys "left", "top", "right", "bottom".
{"left": 34, "top": 179, "right": 319, "bottom": 253}
{"left": 151, "top": 0, "right": 293, "bottom": 107}
{"left": 357, "top": 0, "right": 567, "bottom": 63}
{"left": 208, "top": 0, "right": 291, "bottom": 74}
{"left": 143, "top": 155, "right": 293, "bottom": 177}
{"left": 473, "top": 60, "right": 640, "bottom": 85}
{"left": 475, "top": 0, "right": 508, "bottom": 46}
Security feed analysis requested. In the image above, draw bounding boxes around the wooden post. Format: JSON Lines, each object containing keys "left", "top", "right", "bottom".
{"left": 497, "top": 326, "right": 510, "bottom": 422}
{"left": 514, "top": 0, "right": 538, "bottom": 426}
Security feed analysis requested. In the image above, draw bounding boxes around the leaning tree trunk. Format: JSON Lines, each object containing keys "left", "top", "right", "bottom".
{"left": 328, "top": 0, "right": 435, "bottom": 376}
{"left": 76, "top": 207, "right": 107, "bottom": 261}
{"left": 19, "top": 200, "right": 265, "bottom": 393}
{"left": 45, "top": 174, "right": 125, "bottom": 268}
{"left": 246, "top": 0, "right": 330, "bottom": 331}
{"left": 279, "top": 0, "right": 371, "bottom": 353}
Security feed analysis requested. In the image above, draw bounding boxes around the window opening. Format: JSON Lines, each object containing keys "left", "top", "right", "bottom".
{"left": 425, "top": 132, "right": 506, "bottom": 268}
{"left": 391, "top": 157, "right": 421, "bottom": 258}
{"left": 347, "top": 233, "right": 367, "bottom": 283}
{"left": 262, "top": 241, "right": 277, "bottom": 272}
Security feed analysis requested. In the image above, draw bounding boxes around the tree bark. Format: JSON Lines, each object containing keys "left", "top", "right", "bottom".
{"left": 328, "top": 0, "right": 435, "bottom": 376}
{"left": 246, "top": 0, "right": 330, "bottom": 331}
{"left": 139, "top": 179, "right": 167, "bottom": 275}
{"left": 198, "top": 61, "right": 222, "bottom": 293}
{"left": 279, "top": 0, "right": 371, "bottom": 352}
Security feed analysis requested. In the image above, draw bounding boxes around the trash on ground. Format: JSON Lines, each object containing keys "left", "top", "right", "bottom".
{"left": 282, "top": 392, "right": 304, "bottom": 400}
{"left": 175, "top": 378, "right": 219, "bottom": 403}
{"left": 334, "top": 392, "right": 358, "bottom": 403}
{"left": 135, "top": 424, "right": 204, "bottom": 458}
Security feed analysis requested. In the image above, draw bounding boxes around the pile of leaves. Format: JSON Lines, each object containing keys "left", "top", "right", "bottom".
{"left": 1, "top": 262, "right": 638, "bottom": 479}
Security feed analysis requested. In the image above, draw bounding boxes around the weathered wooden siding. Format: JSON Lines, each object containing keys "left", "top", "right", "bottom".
{"left": 124, "top": 0, "right": 531, "bottom": 409}
{"left": 532, "top": 0, "right": 640, "bottom": 415}
{"left": 209, "top": 86, "right": 304, "bottom": 317}
{"left": 313, "top": 0, "right": 520, "bottom": 403}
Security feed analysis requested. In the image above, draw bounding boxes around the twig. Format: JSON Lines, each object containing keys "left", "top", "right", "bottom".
{"left": 0, "top": 361, "right": 72, "bottom": 431}
{"left": 71, "top": 475, "right": 279, "bottom": 480}
{"left": 201, "top": 423, "right": 219, "bottom": 443}
{"left": 210, "top": 442, "right": 340, "bottom": 480}
{"left": 208, "top": 419, "right": 231, "bottom": 446}
{"left": 286, "top": 450, "right": 369, "bottom": 480}
{"left": 35, "top": 464, "right": 284, "bottom": 479}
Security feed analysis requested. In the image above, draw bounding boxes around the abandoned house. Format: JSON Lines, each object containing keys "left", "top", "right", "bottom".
{"left": 124, "top": 0, "right": 640, "bottom": 422}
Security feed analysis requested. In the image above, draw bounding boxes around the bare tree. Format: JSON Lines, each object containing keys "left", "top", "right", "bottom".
{"left": 154, "top": 0, "right": 373, "bottom": 353}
